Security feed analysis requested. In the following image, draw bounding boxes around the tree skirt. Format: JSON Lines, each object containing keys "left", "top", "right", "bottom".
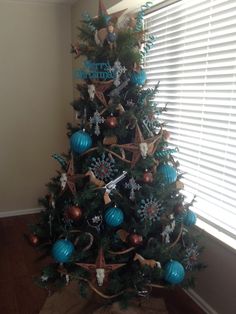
{"left": 39, "top": 282, "right": 168, "bottom": 314}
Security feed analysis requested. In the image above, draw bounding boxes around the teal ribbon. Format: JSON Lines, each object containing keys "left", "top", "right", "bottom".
{"left": 155, "top": 148, "right": 179, "bottom": 158}
{"left": 141, "top": 34, "right": 157, "bottom": 58}
{"left": 52, "top": 154, "right": 67, "bottom": 169}
{"left": 135, "top": 2, "right": 153, "bottom": 32}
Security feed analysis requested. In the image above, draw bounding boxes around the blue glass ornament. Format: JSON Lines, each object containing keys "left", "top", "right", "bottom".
{"left": 52, "top": 239, "right": 74, "bottom": 263}
{"left": 158, "top": 164, "right": 177, "bottom": 184}
{"left": 70, "top": 130, "right": 92, "bottom": 154}
{"left": 105, "top": 206, "right": 124, "bottom": 227}
{"left": 164, "top": 260, "right": 185, "bottom": 284}
{"left": 130, "top": 70, "right": 147, "bottom": 86}
{"left": 184, "top": 210, "right": 197, "bottom": 226}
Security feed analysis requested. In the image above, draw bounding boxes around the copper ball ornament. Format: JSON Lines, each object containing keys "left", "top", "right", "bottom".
{"left": 66, "top": 205, "right": 82, "bottom": 221}
{"left": 129, "top": 233, "right": 143, "bottom": 246}
{"left": 162, "top": 130, "right": 170, "bottom": 140}
{"left": 143, "top": 170, "right": 153, "bottom": 183}
{"left": 106, "top": 115, "right": 118, "bottom": 128}
{"left": 174, "top": 204, "right": 184, "bottom": 214}
{"left": 28, "top": 233, "right": 39, "bottom": 246}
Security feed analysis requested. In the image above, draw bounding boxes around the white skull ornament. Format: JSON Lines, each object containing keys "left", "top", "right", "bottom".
{"left": 139, "top": 143, "right": 148, "bottom": 159}
{"left": 88, "top": 84, "right": 96, "bottom": 101}
{"left": 60, "top": 173, "right": 67, "bottom": 190}
{"left": 96, "top": 268, "right": 105, "bottom": 286}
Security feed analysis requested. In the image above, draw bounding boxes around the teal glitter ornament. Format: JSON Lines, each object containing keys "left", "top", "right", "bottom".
{"left": 158, "top": 164, "right": 177, "bottom": 184}
{"left": 70, "top": 130, "right": 92, "bottom": 154}
{"left": 52, "top": 239, "right": 74, "bottom": 263}
{"left": 164, "top": 260, "right": 185, "bottom": 284}
{"left": 105, "top": 206, "right": 124, "bottom": 227}
{"left": 130, "top": 69, "right": 147, "bottom": 86}
{"left": 184, "top": 210, "right": 197, "bottom": 226}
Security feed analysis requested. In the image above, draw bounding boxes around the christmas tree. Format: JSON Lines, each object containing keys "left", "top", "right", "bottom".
{"left": 29, "top": 0, "right": 205, "bottom": 303}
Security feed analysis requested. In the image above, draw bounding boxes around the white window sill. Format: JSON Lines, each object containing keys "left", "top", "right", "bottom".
{"left": 196, "top": 219, "right": 236, "bottom": 251}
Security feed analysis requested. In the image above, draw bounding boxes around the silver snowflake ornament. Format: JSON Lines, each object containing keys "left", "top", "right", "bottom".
{"left": 126, "top": 99, "right": 135, "bottom": 107}
{"left": 125, "top": 177, "right": 141, "bottom": 201}
{"left": 107, "top": 60, "right": 127, "bottom": 87}
{"left": 89, "top": 110, "right": 104, "bottom": 136}
{"left": 90, "top": 153, "right": 118, "bottom": 182}
{"left": 138, "top": 197, "right": 164, "bottom": 222}
{"left": 183, "top": 244, "right": 199, "bottom": 271}
{"left": 142, "top": 115, "right": 159, "bottom": 137}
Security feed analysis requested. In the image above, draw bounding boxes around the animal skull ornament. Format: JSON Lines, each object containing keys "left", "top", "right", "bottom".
{"left": 88, "top": 84, "right": 96, "bottom": 100}
{"left": 96, "top": 268, "right": 105, "bottom": 286}
{"left": 139, "top": 142, "right": 148, "bottom": 158}
{"left": 60, "top": 173, "right": 67, "bottom": 190}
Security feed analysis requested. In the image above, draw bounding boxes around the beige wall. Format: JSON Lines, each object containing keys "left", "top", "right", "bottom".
{"left": 0, "top": 1, "right": 73, "bottom": 211}
{"left": 193, "top": 233, "right": 236, "bottom": 314}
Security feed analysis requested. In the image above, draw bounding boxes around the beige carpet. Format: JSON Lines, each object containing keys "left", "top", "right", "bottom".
{"left": 39, "top": 282, "right": 168, "bottom": 314}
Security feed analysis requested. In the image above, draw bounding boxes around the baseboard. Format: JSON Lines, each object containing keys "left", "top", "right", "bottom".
{"left": 0, "top": 207, "right": 42, "bottom": 218}
{"left": 185, "top": 288, "right": 219, "bottom": 314}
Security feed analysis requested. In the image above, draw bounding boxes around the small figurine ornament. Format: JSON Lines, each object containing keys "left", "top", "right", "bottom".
{"left": 106, "top": 23, "right": 117, "bottom": 50}
{"left": 134, "top": 253, "right": 161, "bottom": 269}
{"left": 161, "top": 217, "right": 176, "bottom": 244}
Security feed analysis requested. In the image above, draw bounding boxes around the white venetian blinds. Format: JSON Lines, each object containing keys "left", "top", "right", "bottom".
{"left": 144, "top": 0, "right": 236, "bottom": 245}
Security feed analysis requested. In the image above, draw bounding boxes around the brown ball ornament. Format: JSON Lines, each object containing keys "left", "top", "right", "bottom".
{"left": 129, "top": 233, "right": 143, "bottom": 246}
{"left": 66, "top": 205, "right": 82, "bottom": 221}
{"left": 143, "top": 170, "right": 153, "bottom": 184}
{"left": 162, "top": 130, "right": 170, "bottom": 140}
{"left": 106, "top": 114, "right": 118, "bottom": 128}
{"left": 28, "top": 233, "right": 39, "bottom": 246}
{"left": 174, "top": 204, "right": 184, "bottom": 214}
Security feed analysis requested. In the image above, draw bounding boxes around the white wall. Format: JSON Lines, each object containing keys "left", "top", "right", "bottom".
{"left": 0, "top": 1, "right": 73, "bottom": 211}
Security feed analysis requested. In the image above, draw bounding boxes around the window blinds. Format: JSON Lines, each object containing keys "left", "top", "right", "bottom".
{"left": 144, "top": 0, "right": 236, "bottom": 245}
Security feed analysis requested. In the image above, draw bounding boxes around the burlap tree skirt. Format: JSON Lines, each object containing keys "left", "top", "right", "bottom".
{"left": 39, "top": 282, "right": 169, "bottom": 314}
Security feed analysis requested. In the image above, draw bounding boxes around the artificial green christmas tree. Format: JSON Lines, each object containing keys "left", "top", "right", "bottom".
{"left": 29, "top": 0, "right": 205, "bottom": 304}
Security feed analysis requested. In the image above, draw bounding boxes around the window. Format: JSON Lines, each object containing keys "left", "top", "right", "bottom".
{"left": 144, "top": 0, "right": 236, "bottom": 249}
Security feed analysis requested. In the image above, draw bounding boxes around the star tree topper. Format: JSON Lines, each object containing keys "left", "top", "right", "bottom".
{"left": 97, "top": 0, "right": 127, "bottom": 25}
{"left": 76, "top": 248, "right": 126, "bottom": 287}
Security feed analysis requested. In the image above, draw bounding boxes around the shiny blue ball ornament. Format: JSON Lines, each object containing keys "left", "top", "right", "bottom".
{"left": 52, "top": 239, "right": 74, "bottom": 263}
{"left": 70, "top": 130, "right": 92, "bottom": 154}
{"left": 184, "top": 210, "right": 197, "bottom": 226}
{"left": 130, "top": 69, "right": 147, "bottom": 85}
{"left": 164, "top": 260, "right": 185, "bottom": 284}
{"left": 158, "top": 164, "right": 177, "bottom": 184}
{"left": 105, "top": 206, "right": 124, "bottom": 227}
